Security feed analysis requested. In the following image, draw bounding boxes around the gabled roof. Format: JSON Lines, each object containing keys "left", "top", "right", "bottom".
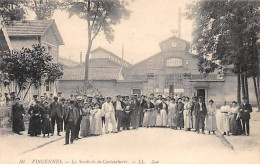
{"left": 129, "top": 52, "right": 161, "bottom": 68}
{"left": 59, "top": 57, "right": 79, "bottom": 68}
{"left": 5, "top": 20, "right": 64, "bottom": 45}
{"left": 60, "top": 66, "right": 123, "bottom": 81}
{"left": 159, "top": 35, "right": 190, "bottom": 47}
{"left": 0, "top": 28, "right": 10, "bottom": 52}
{"left": 91, "top": 46, "right": 132, "bottom": 67}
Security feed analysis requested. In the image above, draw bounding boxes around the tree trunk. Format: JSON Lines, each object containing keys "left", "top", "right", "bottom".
{"left": 23, "top": 82, "right": 33, "bottom": 100}
{"left": 253, "top": 77, "right": 260, "bottom": 112}
{"left": 83, "top": 0, "right": 93, "bottom": 93}
{"left": 237, "top": 74, "right": 241, "bottom": 105}
{"left": 245, "top": 75, "right": 249, "bottom": 103}
{"left": 241, "top": 74, "right": 246, "bottom": 98}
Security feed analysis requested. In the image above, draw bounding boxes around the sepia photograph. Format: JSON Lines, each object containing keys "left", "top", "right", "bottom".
{"left": 0, "top": 0, "right": 260, "bottom": 165}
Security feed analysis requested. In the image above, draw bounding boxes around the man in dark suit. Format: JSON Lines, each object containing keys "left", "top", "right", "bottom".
{"left": 50, "top": 96, "right": 63, "bottom": 136}
{"left": 113, "top": 95, "right": 126, "bottom": 132}
{"left": 64, "top": 100, "right": 77, "bottom": 145}
{"left": 194, "top": 96, "right": 207, "bottom": 134}
{"left": 239, "top": 97, "right": 253, "bottom": 136}
{"left": 74, "top": 97, "right": 83, "bottom": 139}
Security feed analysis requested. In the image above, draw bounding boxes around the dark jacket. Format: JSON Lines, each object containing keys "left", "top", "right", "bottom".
{"left": 64, "top": 106, "right": 77, "bottom": 125}
{"left": 239, "top": 103, "right": 252, "bottom": 120}
{"left": 113, "top": 100, "right": 126, "bottom": 111}
{"left": 50, "top": 102, "right": 63, "bottom": 118}
{"left": 143, "top": 102, "right": 154, "bottom": 110}
{"left": 159, "top": 102, "right": 168, "bottom": 114}
{"left": 132, "top": 99, "right": 140, "bottom": 113}
{"left": 194, "top": 102, "right": 207, "bottom": 117}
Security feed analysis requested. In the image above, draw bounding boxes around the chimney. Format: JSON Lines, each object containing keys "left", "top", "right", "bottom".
{"left": 178, "top": 8, "right": 181, "bottom": 38}
{"left": 80, "top": 52, "right": 82, "bottom": 63}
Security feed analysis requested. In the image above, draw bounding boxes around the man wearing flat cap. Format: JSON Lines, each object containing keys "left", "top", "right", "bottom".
{"left": 113, "top": 95, "right": 126, "bottom": 132}
{"left": 64, "top": 100, "right": 77, "bottom": 145}
{"left": 50, "top": 96, "right": 63, "bottom": 136}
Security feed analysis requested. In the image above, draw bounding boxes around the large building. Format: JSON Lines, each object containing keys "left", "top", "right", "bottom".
{"left": 59, "top": 36, "right": 257, "bottom": 105}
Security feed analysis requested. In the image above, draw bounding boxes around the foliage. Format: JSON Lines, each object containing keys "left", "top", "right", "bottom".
{"left": 0, "top": 44, "right": 63, "bottom": 97}
{"left": 66, "top": 0, "right": 131, "bottom": 42}
{"left": 185, "top": 0, "right": 260, "bottom": 75}
{"left": 25, "top": 0, "right": 62, "bottom": 20}
{"left": 0, "top": 0, "right": 26, "bottom": 24}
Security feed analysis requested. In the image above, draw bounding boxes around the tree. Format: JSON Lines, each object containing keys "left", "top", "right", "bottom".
{"left": 0, "top": 44, "right": 63, "bottom": 99}
{"left": 65, "top": 0, "right": 130, "bottom": 91}
{"left": 186, "top": 0, "right": 260, "bottom": 109}
{"left": 25, "top": 0, "right": 61, "bottom": 20}
{"left": 0, "top": 0, "right": 26, "bottom": 24}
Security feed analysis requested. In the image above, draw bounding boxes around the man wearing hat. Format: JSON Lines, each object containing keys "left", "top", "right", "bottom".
{"left": 113, "top": 95, "right": 126, "bottom": 132}
{"left": 239, "top": 97, "right": 253, "bottom": 136}
{"left": 74, "top": 96, "right": 83, "bottom": 139}
{"left": 29, "top": 95, "right": 38, "bottom": 108}
{"left": 64, "top": 100, "right": 77, "bottom": 145}
{"left": 12, "top": 97, "right": 25, "bottom": 135}
{"left": 48, "top": 93, "right": 54, "bottom": 104}
{"left": 50, "top": 96, "right": 63, "bottom": 136}
{"left": 102, "top": 96, "right": 117, "bottom": 133}
{"left": 194, "top": 96, "right": 207, "bottom": 134}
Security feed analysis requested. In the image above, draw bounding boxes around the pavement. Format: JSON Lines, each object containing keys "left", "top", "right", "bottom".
{"left": 0, "top": 110, "right": 260, "bottom": 164}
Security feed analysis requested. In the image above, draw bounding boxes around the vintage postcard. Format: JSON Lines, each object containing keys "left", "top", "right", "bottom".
{"left": 0, "top": 0, "right": 260, "bottom": 164}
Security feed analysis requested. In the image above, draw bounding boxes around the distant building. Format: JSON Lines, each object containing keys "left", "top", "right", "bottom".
{"left": 0, "top": 20, "right": 64, "bottom": 100}
{"left": 60, "top": 36, "right": 257, "bottom": 105}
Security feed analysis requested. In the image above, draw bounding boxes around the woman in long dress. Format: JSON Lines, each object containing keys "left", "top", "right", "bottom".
{"left": 80, "top": 103, "right": 91, "bottom": 137}
{"left": 229, "top": 101, "right": 243, "bottom": 135}
{"left": 148, "top": 97, "right": 156, "bottom": 127}
{"left": 12, "top": 97, "right": 25, "bottom": 135}
{"left": 205, "top": 99, "right": 217, "bottom": 135}
{"left": 28, "top": 101, "right": 42, "bottom": 137}
{"left": 143, "top": 98, "right": 154, "bottom": 127}
{"left": 41, "top": 101, "right": 52, "bottom": 138}
{"left": 219, "top": 101, "right": 231, "bottom": 135}
{"left": 90, "top": 103, "right": 103, "bottom": 135}
{"left": 159, "top": 98, "right": 168, "bottom": 127}
{"left": 168, "top": 98, "right": 176, "bottom": 128}
{"left": 176, "top": 98, "right": 184, "bottom": 130}
{"left": 184, "top": 97, "right": 192, "bottom": 131}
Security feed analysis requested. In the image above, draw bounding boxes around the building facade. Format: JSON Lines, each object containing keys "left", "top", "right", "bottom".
{"left": 59, "top": 36, "right": 257, "bottom": 105}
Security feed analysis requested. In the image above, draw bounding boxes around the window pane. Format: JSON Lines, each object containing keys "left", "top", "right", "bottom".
{"left": 166, "top": 58, "right": 182, "bottom": 67}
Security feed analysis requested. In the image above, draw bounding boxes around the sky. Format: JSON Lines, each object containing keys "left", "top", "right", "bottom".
{"left": 31, "top": 0, "right": 194, "bottom": 64}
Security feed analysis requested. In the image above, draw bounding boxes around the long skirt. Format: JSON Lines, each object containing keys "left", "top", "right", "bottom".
{"left": 143, "top": 111, "right": 150, "bottom": 127}
{"left": 80, "top": 116, "right": 91, "bottom": 137}
{"left": 167, "top": 110, "right": 173, "bottom": 127}
{"left": 148, "top": 109, "right": 157, "bottom": 126}
{"left": 28, "top": 115, "right": 41, "bottom": 136}
{"left": 184, "top": 110, "right": 192, "bottom": 129}
{"left": 12, "top": 115, "right": 25, "bottom": 133}
{"left": 122, "top": 112, "right": 131, "bottom": 129}
{"left": 160, "top": 109, "right": 167, "bottom": 127}
{"left": 205, "top": 115, "right": 217, "bottom": 131}
{"left": 219, "top": 113, "right": 230, "bottom": 132}
{"left": 90, "top": 116, "right": 102, "bottom": 135}
{"left": 229, "top": 114, "right": 243, "bottom": 135}
{"left": 131, "top": 111, "right": 140, "bottom": 129}
{"left": 156, "top": 111, "right": 161, "bottom": 126}
{"left": 172, "top": 112, "right": 178, "bottom": 128}
{"left": 176, "top": 112, "right": 184, "bottom": 128}
{"left": 41, "top": 114, "right": 52, "bottom": 134}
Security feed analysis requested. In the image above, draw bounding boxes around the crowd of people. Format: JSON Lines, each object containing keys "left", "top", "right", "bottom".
{"left": 11, "top": 92, "right": 253, "bottom": 145}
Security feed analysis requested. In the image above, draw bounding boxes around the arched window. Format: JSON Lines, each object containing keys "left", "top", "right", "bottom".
{"left": 166, "top": 58, "right": 182, "bottom": 67}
